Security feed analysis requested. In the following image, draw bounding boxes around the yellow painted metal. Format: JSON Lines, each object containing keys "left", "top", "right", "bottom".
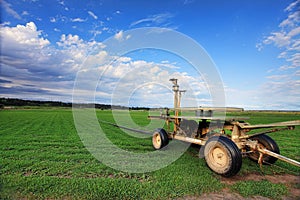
{"left": 170, "top": 78, "right": 186, "bottom": 133}
{"left": 238, "top": 120, "right": 300, "bottom": 129}
{"left": 172, "top": 107, "right": 244, "bottom": 112}
{"left": 172, "top": 135, "right": 206, "bottom": 145}
{"left": 170, "top": 78, "right": 179, "bottom": 132}
{"left": 258, "top": 148, "right": 300, "bottom": 167}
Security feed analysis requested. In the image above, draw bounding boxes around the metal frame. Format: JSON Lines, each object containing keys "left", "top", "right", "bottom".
{"left": 148, "top": 78, "right": 300, "bottom": 168}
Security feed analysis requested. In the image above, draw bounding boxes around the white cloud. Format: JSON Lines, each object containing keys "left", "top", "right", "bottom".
{"left": 1, "top": 0, "right": 21, "bottom": 20}
{"left": 290, "top": 39, "right": 300, "bottom": 51}
{"left": 183, "top": 0, "right": 195, "bottom": 5}
{"left": 22, "top": 11, "right": 29, "bottom": 16}
{"left": 90, "top": 30, "right": 102, "bottom": 37}
{"left": 58, "top": 0, "right": 65, "bottom": 6}
{"left": 94, "top": 58, "right": 210, "bottom": 108}
{"left": 114, "top": 30, "right": 123, "bottom": 41}
{"left": 279, "top": 10, "right": 300, "bottom": 27}
{"left": 71, "top": 18, "right": 86, "bottom": 22}
{"left": 57, "top": 34, "right": 82, "bottom": 47}
{"left": 260, "top": 1, "right": 300, "bottom": 51}
{"left": 130, "top": 12, "right": 174, "bottom": 27}
{"left": 117, "top": 56, "right": 131, "bottom": 62}
{"left": 287, "top": 26, "right": 300, "bottom": 37}
{"left": 157, "top": 62, "right": 180, "bottom": 69}
{"left": 263, "top": 32, "right": 290, "bottom": 47}
{"left": 284, "top": 0, "right": 300, "bottom": 12}
{"left": 261, "top": 1, "right": 300, "bottom": 70}
{"left": 0, "top": 21, "right": 211, "bottom": 107}
{"left": 1, "top": 21, "right": 11, "bottom": 26}
{"left": 112, "top": 31, "right": 130, "bottom": 41}
{"left": 88, "top": 11, "right": 98, "bottom": 20}
{"left": 255, "top": 0, "right": 300, "bottom": 110}
{"left": 50, "top": 15, "right": 68, "bottom": 23}
{"left": 255, "top": 43, "right": 263, "bottom": 51}
{"left": 0, "top": 22, "right": 50, "bottom": 48}
{"left": 50, "top": 17, "right": 56, "bottom": 23}
{"left": 126, "top": 34, "right": 131, "bottom": 40}
{"left": 266, "top": 74, "right": 289, "bottom": 80}
{"left": 280, "top": 1, "right": 300, "bottom": 27}
{"left": 0, "top": 22, "right": 219, "bottom": 108}
{"left": 0, "top": 22, "right": 106, "bottom": 102}
{"left": 279, "top": 65, "right": 294, "bottom": 70}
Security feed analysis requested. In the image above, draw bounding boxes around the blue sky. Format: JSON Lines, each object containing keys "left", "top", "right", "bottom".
{"left": 0, "top": 0, "right": 299, "bottom": 110}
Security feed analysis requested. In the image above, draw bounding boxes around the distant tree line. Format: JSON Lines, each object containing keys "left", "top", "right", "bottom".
{"left": 0, "top": 98, "right": 72, "bottom": 108}
{"left": 0, "top": 98, "right": 149, "bottom": 110}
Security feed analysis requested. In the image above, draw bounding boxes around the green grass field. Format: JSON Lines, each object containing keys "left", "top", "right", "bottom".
{"left": 0, "top": 109, "right": 299, "bottom": 199}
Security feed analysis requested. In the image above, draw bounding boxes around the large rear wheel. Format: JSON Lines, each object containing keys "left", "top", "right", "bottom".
{"left": 248, "top": 134, "right": 280, "bottom": 165}
{"left": 204, "top": 136, "right": 242, "bottom": 177}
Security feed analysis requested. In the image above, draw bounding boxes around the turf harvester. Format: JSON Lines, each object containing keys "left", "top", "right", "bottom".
{"left": 147, "top": 79, "right": 300, "bottom": 177}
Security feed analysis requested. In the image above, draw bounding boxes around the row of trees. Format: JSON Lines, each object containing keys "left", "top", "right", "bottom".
{"left": 0, "top": 98, "right": 72, "bottom": 108}
{"left": 0, "top": 98, "right": 150, "bottom": 110}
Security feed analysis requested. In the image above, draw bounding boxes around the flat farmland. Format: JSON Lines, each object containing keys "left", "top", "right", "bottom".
{"left": 0, "top": 109, "right": 299, "bottom": 199}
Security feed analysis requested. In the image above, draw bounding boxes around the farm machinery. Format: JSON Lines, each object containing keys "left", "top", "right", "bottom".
{"left": 148, "top": 78, "right": 300, "bottom": 177}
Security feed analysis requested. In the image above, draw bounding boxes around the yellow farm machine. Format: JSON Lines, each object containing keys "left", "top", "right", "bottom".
{"left": 148, "top": 79, "right": 300, "bottom": 177}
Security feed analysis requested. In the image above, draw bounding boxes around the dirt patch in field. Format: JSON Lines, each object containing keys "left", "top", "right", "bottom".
{"left": 23, "top": 171, "right": 33, "bottom": 177}
{"left": 220, "top": 173, "right": 299, "bottom": 185}
{"left": 220, "top": 173, "right": 300, "bottom": 200}
{"left": 178, "top": 188, "right": 271, "bottom": 200}
{"left": 178, "top": 173, "right": 300, "bottom": 200}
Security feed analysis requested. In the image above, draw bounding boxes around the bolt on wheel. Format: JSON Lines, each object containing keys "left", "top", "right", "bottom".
{"left": 207, "top": 146, "right": 230, "bottom": 169}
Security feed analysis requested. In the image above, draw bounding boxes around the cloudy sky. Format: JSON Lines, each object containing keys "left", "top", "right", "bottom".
{"left": 0, "top": 0, "right": 299, "bottom": 110}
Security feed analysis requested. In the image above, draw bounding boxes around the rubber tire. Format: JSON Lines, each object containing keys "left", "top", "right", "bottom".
{"left": 248, "top": 134, "right": 280, "bottom": 165}
{"left": 204, "top": 136, "right": 242, "bottom": 177}
{"left": 152, "top": 128, "right": 169, "bottom": 150}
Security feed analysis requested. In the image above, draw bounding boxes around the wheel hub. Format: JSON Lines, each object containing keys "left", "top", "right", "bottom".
{"left": 211, "top": 147, "right": 228, "bottom": 167}
{"left": 152, "top": 133, "right": 162, "bottom": 149}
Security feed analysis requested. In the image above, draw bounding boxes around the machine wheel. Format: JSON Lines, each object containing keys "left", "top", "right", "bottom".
{"left": 152, "top": 128, "right": 169, "bottom": 150}
{"left": 204, "top": 136, "right": 242, "bottom": 177}
{"left": 248, "top": 135, "right": 280, "bottom": 165}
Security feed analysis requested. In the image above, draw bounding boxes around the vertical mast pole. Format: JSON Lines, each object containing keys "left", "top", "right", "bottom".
{"left": 170, "top": 78, "right": 179, "bottom": 132}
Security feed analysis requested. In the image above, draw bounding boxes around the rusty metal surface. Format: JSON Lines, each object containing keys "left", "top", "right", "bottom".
{"left": 172, "top": 135, "right": 206, "bottom": 145}
{"left": 239, "top": 127, "right": 294, "bottom": 139}
{"left": 238, "top": 120, "right": 300, "bottom": 129}
{"left": 258, "top": 148, "right": 300, "bottom": 167}
{"left": 155, "top": 115, "right": 249, "bottom": 121}
{"left": 172, "top": 107, "right": 244, "bottom": 112}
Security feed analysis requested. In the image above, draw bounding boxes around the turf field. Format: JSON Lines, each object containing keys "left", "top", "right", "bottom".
{"left": 0, "top": 109, "right": 299, "bottom": 199}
